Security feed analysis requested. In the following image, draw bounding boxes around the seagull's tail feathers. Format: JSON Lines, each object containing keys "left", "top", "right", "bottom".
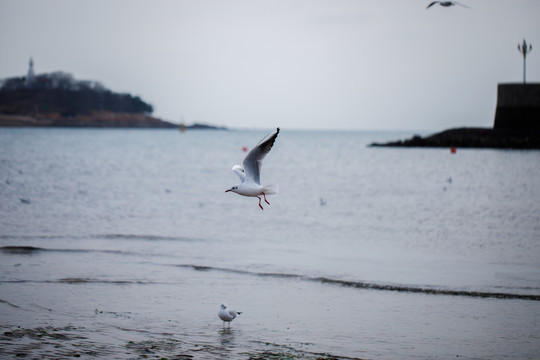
{"left": 263, "top": 184, "right": 279, "bottom": 195}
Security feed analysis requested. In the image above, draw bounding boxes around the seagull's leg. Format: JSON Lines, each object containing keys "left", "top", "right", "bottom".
{"left": 263, "top": 192, "right": 270, "bottom": 205}
{"left": 258, "top": 196, "right": 264, "bottom": 210}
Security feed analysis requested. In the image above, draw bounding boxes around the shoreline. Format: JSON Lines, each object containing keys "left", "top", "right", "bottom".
{"left": 0, "top": 324, "right": 359, "bottom": 360}
{"left": 369, "top": 127, "right": 540, "bottom": 149}
{"left": 0, "top": 113, "right": 226, "bottom": 130}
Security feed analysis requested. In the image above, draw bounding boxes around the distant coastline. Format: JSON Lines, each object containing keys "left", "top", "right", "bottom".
{"left": 370, "top": 127, "right": 540, "bottom": 150}
{"left": 0, "top": 113, "right": 226, "bottom": 130}
{"left": 0, "top": 63, "right": 226, "bottom": 130}
{"left": 371, "top": 83, "right": 540, "bottom": 150}
{"left": 0, "top": 112, "right": 176, "bottom": 128}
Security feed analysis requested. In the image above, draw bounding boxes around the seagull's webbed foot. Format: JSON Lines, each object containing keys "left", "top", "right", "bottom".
{"left": 258, "top": 196, "right": 264, "bottom": 210}
{"left": 263, "top": 192, "right": 270, "bottom": 205}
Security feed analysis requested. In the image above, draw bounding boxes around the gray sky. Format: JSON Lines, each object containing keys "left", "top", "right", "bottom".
{"left": 1, "top": 0, "right": 539, "bottom": 131}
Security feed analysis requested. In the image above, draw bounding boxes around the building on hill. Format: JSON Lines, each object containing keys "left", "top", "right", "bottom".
{"left": 0, "top": 59, "right": 154, "bottom": 116}
{"left": 25, "top": 58, "right": 36, "bottom": 87}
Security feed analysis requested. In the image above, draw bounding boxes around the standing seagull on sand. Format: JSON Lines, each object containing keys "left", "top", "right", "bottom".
{"left": 218, "top": 304, "right": 242, "bottom": 328}
{"left": 225, "top": 127, "right": 280, "bottom": 210}
{"left": 426, "top": 1, "right": 470, "bottom": 9}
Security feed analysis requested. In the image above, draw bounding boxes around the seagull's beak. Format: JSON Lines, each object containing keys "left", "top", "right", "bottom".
{"left": 225, "top": 189, "right": 231, "bottom": 193}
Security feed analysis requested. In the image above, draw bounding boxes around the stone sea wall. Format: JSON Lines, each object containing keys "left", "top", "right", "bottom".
{"left": 493, "top": 83, "right": 540, "bottom": 131}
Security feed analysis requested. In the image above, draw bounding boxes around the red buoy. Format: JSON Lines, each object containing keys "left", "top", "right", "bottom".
{"left": 450, "top": 147, "right": 457, "bottom": 154}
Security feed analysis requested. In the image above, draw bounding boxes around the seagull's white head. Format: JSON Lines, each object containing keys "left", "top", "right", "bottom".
{"left": 220, "top": 304, "right": 227, "bottom": 309}
{"left": 225, "top": 186, "right": 239, "bottom": 194}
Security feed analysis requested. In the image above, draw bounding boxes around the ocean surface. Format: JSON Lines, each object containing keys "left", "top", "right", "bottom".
{"left": 0, "top": 128, "right": 539, "bottom": 359}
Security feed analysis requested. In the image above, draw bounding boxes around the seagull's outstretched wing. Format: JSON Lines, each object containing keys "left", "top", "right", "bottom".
{"left": 242, "top": 127, "right": 280, "bottom": 185}
{"left": 232, "top": 164, "right": 246, "bottom": 182}
{"left": 426, "top": 1, "right": 439, "bottom": 8}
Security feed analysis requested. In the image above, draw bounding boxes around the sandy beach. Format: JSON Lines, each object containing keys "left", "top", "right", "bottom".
{"left": 1, "top": 324, "right": 357, "bottom": 359}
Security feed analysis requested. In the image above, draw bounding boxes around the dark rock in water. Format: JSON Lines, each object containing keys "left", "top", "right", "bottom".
{"left": 19, "top": 198, "right": 30, "bottom": 204}
{"left": 370, "top": 127, "right": 540, "bottom": 149}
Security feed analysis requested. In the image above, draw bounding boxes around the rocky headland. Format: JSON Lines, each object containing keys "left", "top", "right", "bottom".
{"left": 370, "top": 127, "right": 540, "bottom": 149}
{"left": 0, "top": 69, "right": 223, "bottom": 129}
{"left": 371, "top": 83, "right": 540, "bottom": 150}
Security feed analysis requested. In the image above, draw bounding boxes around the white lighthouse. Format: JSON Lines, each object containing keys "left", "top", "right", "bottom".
{"left": 25, "top": 57, "right": 35, "bottom": 87}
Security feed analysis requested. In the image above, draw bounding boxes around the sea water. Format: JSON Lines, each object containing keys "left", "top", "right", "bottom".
{"left": 0, "top": 128, "right": 539, "bottom": 359}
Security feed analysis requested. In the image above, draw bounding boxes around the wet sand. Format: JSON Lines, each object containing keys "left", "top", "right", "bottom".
{"left": 0, "top": 324, "right": 359, "bottom": 360}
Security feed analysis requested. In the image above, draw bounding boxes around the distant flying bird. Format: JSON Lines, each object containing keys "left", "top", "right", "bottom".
{"left": 225, "top": 127, "right": 280, "bottom": 210}
{"left": 218, "top": 304, "right": 242, "bottom": 328}
{"left": 426, "top": 1, "right": 470, "bottom": 9}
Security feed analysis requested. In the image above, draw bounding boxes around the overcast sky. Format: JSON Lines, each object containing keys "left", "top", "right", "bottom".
{"left": 1, "top": 0, "right": 539, "bottom": 131}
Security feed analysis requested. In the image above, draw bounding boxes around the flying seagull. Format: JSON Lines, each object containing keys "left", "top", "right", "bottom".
{"left": 426, "top": 1, "right": 470, "bottom": 9}
{"left": 225, "top": 127, "right": 280, "bottom": 210}
{"left": 218, "top": 304, "right": 242, "bottom": 328}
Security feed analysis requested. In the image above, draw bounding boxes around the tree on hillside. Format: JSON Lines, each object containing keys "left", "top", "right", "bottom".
{"left": 0, "top": 72, "right": 153, "bottom": 116}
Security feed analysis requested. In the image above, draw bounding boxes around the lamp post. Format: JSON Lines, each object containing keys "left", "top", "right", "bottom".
{"left": 517, "top": 39, "right": 532, "bottom": 84}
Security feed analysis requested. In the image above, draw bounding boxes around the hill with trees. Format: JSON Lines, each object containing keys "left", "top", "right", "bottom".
{"left": 0, "top": 71, "right": 177, "bottom": 128}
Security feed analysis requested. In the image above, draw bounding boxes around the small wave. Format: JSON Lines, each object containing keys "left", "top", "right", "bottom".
{"left": 95, "top": 234, "right": 205, "bottom": 242}
{"left": 0, "top": 235, "right": 73, "bottom": 240}
{"left": 176, "top": 264, "right": 540, "bottom": 301}
{"left": 58, "top": 278, "right": 155, "bottom": 285}
{"left": 0, "top": 246, "right": 135, "bottom": 256}
{"left": 0, "top": 233, "right": 206, "bottom": 242}
{"left": 0, "top": 246, "right": 42, "bottom": 254}
{"left": 314, "top": 277, "right": 540, "bottom": 301}
{"left": 0, "top": 278, "right": 159, "bottom": 285}
{"left": 0, "top": 298, "right": 23, "bottom": 308}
